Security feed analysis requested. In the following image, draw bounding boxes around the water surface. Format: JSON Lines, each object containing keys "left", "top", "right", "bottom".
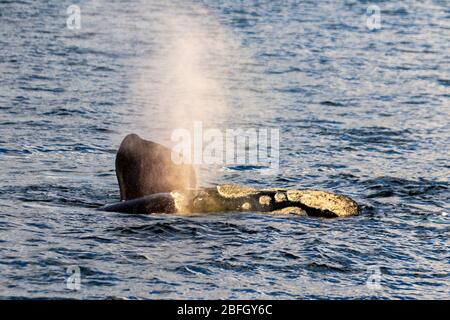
{"left": 0, "top": 0, "right": 449, "bottom": 299}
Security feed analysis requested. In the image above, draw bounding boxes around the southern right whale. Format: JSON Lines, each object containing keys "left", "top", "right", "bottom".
{"left": 100, "top": 134, "right": 359, "bottom": 217}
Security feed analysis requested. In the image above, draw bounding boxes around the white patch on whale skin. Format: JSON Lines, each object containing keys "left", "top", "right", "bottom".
{"left": 241, "top": 202, "right": 251, "bottom": 210}
{"left": 259, "top": 195, "right": 271, "bottom": 206}
{"left": 216, "top": 184, "right": 258, "bottom": 198}
{"left": 274, "top": 192, "right": 287, "bottom": 202}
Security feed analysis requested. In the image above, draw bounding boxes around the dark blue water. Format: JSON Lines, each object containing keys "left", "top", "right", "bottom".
{"left": 0, "top": 0, "right": 449, "bottom": 299}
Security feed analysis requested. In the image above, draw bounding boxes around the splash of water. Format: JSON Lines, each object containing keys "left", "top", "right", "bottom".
{"left": 134, "top": 4, "right": 242, "bottom": 136}
{"left": 132, "top": 3, "right": 247, "bottom": 185}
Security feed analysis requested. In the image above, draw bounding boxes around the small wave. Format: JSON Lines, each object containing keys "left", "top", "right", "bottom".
{"left": 226, "top": 165, "right": 271, "bottom": 171}
{"left": 361, "top": 176, "right": 449, "bottom": 207}
{"left": 306, "top": 262, "right": 351, "bottom": 273}
{"left": 18, "top": 86, "right": 64, "bottom": 93}
{"left": 320, "top": 100, "right": 345, "bottom": 107}
{"left": 0, "top": 147, "right": 32, "bottom": 155}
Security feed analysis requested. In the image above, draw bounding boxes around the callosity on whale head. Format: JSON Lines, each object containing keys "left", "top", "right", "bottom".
{"left": 170, "top": 185, "right": 359, "bottom": 217}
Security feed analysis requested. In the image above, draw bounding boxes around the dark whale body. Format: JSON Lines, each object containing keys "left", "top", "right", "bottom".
{"left": 101, "top": 134, "right": 359, "bottom": 217}
{"left": 115, "top": 134, "right": 196, "bottom": 200}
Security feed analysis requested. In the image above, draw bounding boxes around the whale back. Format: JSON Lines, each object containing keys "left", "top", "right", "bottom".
{"left": 115, "top": 134, "right": 196, "bottom": 201}
{"left": 102, "top": 184, "right": 359, "bottom": 217}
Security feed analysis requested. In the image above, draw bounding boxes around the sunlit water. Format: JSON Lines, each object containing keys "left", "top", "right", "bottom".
{"left": 0, "top": 0, "right": 449, "bottom": 299}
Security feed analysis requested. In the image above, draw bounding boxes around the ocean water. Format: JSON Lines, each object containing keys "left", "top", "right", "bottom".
{"left": 0, "top": 0, "right": 449, "bottom": 299}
